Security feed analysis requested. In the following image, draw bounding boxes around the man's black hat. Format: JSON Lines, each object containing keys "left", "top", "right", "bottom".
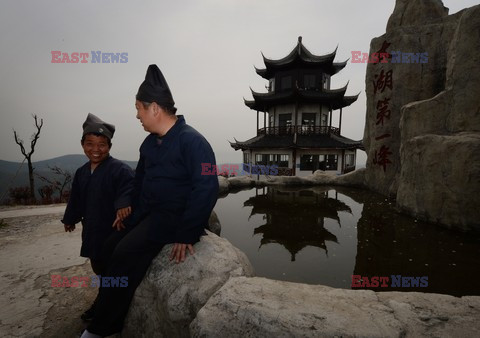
{"left": 136, "top": 64, "right": 175, "bottom": 110}
{"left": 82, "top": 113, "right": 115, "bottom": 140}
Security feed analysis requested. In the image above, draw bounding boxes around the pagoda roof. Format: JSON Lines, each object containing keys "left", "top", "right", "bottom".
{"left": 229, "top": 133, "right": 363, "bottom": 151}
{"left": 255, "top": 36, "right": 348, "bottom": 79}
{"left": 244, "top": 84, "right": 359, "bottom": 112}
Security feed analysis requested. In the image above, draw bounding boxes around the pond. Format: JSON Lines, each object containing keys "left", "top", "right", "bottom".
{"left": 213, "top": 186, "right": 480, "bottom": 297}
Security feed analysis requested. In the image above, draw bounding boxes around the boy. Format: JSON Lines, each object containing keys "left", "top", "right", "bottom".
{"left": 62, "top": 113, "right": 134, "bottom": 321}
{"left": 82, "top": 65, "right": 219, "bottom": 337}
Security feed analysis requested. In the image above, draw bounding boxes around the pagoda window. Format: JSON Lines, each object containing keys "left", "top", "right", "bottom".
{"left": 279, "top": 154, "right": 289, "bottom": 167}
{"left": 243, "top": 152, "right": 250, "bottom": 164}
{"left": 300, "top": 155, "right": 319, "bottom": 171}
{"left": 268, "top": 154, "right": 289, "bottom": 167}
{"left": 324, "top": 154, "right": 338, "bottom": 170}
{"left": 320, "top": 113, "right": 328, "bottom": 126}
{"left": 345, "top": 154, "right": 355, "bottom": 167}
{"left": 281, "top": 75, "right": 292, "bottom": 90}
{"left": 323, "top": 75, "right": 330, "bottom": 90}
{"left": 301, "top": 113, "right": 316, "bottom": 134}
{"left": 304, "top": 74, "right": 316, "bottom": 89}
{"left": 269, "top": 78, "right": 275, "bottom": 92}
{"left": 278, "top": 113, "right": 292, "bottom": 134}
{"left": 255, "top": 154, "right": 268, "bottom": 165}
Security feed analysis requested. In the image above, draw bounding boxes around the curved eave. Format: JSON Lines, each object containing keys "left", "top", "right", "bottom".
{"left": 331, "top": 93, "right": 360, "bottom": 110}
{"left": 332, "top": 60, "right": 348, "bottom": 75}
{"left": 230, "top": 134, "right": 364, "bottom": 151}
{"left": 263, "top": 42, "right": 337, "bottom": 68}
{"left": 245, "top": 86, "right": 355, "bottom": 111}
{"left": 255, "top": 66, "right": 268, "bottom": 78}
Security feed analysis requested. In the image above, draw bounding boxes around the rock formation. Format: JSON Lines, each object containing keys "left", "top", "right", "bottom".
{"left": 363, "top": 0, "right": 480, "bottom": 231}
{"left": 190, "top": 276, "right": 480, "bottom": 337}
{"left": 122, "top": 231, "right": 254, "bottom": 337}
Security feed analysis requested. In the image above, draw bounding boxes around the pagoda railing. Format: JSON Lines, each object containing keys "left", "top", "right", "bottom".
{"left": 257, "top": 126, "right": 340, "bottom": 136}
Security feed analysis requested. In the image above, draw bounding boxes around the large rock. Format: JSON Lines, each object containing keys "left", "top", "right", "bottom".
{"left": 217, "top": 176, "right": 229, "bottom": 196}
{"left": 122, "top": 231, "right": 254, "bottom": 338}
{"left": 397, "top": 133, "right": 480, "bottom": 231}
{"left": 386, "top": 0, "right": 448, "bottom": 32}
{"left": 377, "top": 292, "right": 480, "bottom": 338}
{"left": 190, "top": 277, "right": 480, "bottom": 337}
{"left": 332, "top": 167, "right": 366, "bottom": 187}
{"left": 226, "top": 176, "right": 256, "bottom": 190}
{"left": 206, "top": 210, "right": 221, "bottom": 236}
{"left": 363, "top": 0, "right": 480, "bottom": 230}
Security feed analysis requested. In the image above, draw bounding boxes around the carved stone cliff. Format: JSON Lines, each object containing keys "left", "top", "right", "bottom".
{"left": 363, "top": 0, "right": 480, "bottom": 231}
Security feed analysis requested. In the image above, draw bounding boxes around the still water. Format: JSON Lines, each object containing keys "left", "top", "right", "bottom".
{"left": 213, "top": 186, "right": 480, "bottom": 296}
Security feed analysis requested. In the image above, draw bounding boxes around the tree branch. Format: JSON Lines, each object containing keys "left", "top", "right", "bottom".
{"left": 13, "top": 129, "right": 27, "bottom": 158}
{"left": 29, "top": 114, "right": 43, "bottom": 156}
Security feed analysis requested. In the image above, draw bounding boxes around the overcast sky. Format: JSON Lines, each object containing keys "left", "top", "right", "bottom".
{"left": 0, "top": 0, "right": 477, "bottom": 165}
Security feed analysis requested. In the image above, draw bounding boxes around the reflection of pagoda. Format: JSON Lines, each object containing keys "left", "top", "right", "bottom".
{"left": 230, "top": 37, "right": 362, "bottom": 176}
{"left": 244, "top": 187, "right": 351, "bottom": 261}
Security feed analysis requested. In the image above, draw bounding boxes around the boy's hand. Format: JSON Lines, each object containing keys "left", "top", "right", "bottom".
{"left": 112, "top": 216, "right": 126, "bottom": 231}
{"left": 64, "top": 224, "right": 75, "bottom": 232}
{"left": 170, "top": 243, "right": 194, "bottom": 264}
{"left": 112, "top": 206, "right": 131, "bottom": 231}
{"left": 116, "top": 206, "right": 131, "bottom": 220}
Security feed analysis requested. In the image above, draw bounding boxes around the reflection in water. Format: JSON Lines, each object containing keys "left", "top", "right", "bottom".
{"left": 214, "top": 186, "right": 480, "bottom": 296}
{"left": 245, "top": 188, "right": 350, "bottom": 261}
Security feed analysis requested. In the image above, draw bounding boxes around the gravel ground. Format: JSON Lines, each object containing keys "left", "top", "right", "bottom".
{"left": 0, "top": 206, "right": 97, "bottom": 338}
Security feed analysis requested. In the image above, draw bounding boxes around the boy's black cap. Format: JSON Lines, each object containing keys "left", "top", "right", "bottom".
{"left": 136, "top": 64, "right": 175, "bottom": 110}
{"left": 82, "top": 113, "right": 115, "bottom": 140}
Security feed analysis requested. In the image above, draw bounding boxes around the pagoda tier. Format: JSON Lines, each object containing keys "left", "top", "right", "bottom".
{"left": 229, "top": 133, "right": 363, "bottom": 151}
{"left": 245, "top": 84, "right": 359, "bottom": 112}
{"left": 255, "top": 36, "right": 347, "bottom": 79}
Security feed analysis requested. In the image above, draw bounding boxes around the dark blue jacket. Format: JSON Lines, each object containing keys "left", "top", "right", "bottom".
{"left": 129, "top": 115, "right": 219, "bottom": 244}
{"left": 62, "top": 156, "right": 134, "bottom": 259}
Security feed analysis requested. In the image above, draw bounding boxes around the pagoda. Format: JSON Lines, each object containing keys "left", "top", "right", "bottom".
{"left": 230, "top": 37, "right": 362, "bottom": 176}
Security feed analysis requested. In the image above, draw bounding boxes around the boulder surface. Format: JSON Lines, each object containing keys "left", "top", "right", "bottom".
{"left": 122, "top": 231, "right": 254, "bottom": 338}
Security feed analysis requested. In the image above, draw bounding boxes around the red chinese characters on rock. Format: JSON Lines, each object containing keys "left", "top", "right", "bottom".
{"left": 376, "top": 97, "right": 391, "bottom": 126}
{"left": 373, "top": 41, "right": 392, "bottom": 66}
{"left": 373, "top": 145, "right": 393, "bottom": 172}
{"left": 373, "top": 69, "right": 393, "bottom": 95}
{"left": 371, "top": 41, "right": 394, "bottom": 173}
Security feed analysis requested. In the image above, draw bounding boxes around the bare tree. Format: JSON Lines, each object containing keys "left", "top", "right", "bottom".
{"left": 13, "top": 114, "right": 44, "bottom": 203}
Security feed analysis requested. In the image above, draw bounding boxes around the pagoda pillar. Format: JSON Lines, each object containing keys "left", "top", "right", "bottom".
{"left": 329, "top": 107, "right": 333, "bottom": 134}
{"left": 264, "top": 111, "right": 266, "bottom": 133}
{"left": 339, "top": 107, "right": 343, "bottom": 134}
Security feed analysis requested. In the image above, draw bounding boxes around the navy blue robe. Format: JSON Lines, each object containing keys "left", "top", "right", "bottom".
{"left": 62, "top": 156, "right": 134, "bottom": 259}
{"left": 128, "top": 115, "right": 219, "bottom": 244}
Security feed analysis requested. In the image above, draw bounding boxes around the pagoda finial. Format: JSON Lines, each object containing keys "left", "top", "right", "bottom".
{"left": 297, "top": 36, "right": 303, "bottom": 55}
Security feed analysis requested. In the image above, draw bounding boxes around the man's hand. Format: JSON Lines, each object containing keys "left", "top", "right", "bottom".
{"left": 169, "top": 243, "right": 194, "bottom": 264}
{"left": 64, "top": 224, "right": 75, "bottom": 232}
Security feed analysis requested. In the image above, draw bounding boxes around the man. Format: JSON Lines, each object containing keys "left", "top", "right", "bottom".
{"left": 82, "top": 65, "right": 219, "bottom": 338}
{"left": 62, "top": 113, "right": 134, "bottom": 321}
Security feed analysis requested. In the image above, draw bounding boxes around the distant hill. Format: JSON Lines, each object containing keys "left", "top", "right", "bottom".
{"left": 0, "top": 155, "right": 137, "bottom": 203}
